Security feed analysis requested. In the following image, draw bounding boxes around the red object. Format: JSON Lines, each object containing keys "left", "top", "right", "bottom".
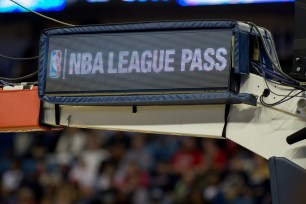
{"left": 0, "top": 86, "right": 59, "bottom": 132}
{"left": 172, "top": 150, "right": 203, "bottom": 173}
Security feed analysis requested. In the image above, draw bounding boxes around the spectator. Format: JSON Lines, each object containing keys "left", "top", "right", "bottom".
{"left": 108, "top": 143, "right": 126, "bottom": 167}
{"left": 173, "top": 170, "right": 196, "bottom": 204}
{"left": 69, "top": 158, "right": 95, "bottom": 188}
{"left": 147, "top": 135, "right": 179, "bottom": 163}
{"left": 81, "top": 131, "right": 109, "bottom": 181}
{"left": 55, "top": 128, "right": 86, "bottom": 166}
{"left": 201, "top": 139, "right": 227, "bottom": 172}
{"left": 0, "top": 130, "right": 271, "bottom": 204}
{"left": 17, "top": 187, "right": 36, "bottom": 204}
{"left": 2, "top": 159, "right": 23, "bottom": 193}
{"left": 120, "top": 134, "right": 153, "bottom": 171}
{"left": 53, "top": 184, "right": 78, "bottom": 204}
{"left": 151, "top": 161, "right": 176, "bottom": 192}
{"left": 250, "top": 155, "right": 270, "bottom": 204}
{"left": 14, "top": 133, "right": 34, "bottom": 158}
{"left": 116, "top": 161, "right": 151, "bottom": 204}
{"left": 171, "top": 137, "right": 202, "bottom": 175}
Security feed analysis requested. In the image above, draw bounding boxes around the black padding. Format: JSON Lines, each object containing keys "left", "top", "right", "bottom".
{"left": 55, "top": 104, "right": 60, "bottom": 125}
{"left": 40, "top": 92, "right": 257, "bottom": 106}
{"left": 222, "top": 104, "right": 231, "bottom": 138}
{"left": 286, "top": 127, "right": 306, "bottom": 145}
{"left": 269, "top": 157, "right": 306, "bottom": 204}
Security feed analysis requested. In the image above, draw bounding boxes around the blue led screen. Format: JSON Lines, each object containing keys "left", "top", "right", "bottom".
{"left": 178, "top": 0, "right": 293, "bottom": 6}
{"left": 0, "top": 0, "right": 65, "bottom": 13}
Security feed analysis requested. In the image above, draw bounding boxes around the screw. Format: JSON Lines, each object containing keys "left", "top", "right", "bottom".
{"left": 296, "top": 58, "right": 301, "bottom": 62}
{"left": 297, "top": 67, "right": 301, "bottom": 72}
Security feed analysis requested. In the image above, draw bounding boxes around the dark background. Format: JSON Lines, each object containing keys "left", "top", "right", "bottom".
{"left": 0, "top": 1, "right": 295, "bottom": 80}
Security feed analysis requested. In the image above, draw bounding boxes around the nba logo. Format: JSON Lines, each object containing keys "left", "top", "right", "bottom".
{"left": 49, "top": 50, "right": 62, "bottom": 78}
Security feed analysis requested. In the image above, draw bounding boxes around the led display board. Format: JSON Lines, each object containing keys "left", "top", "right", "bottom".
{"left": 177, "top": 0, "right": 293, "bottom": 6}
{"left": 45, "top": 30, "right": 232, "bottom": 95}
{"left": 38, "top": 21, "right": 258, "bottom": 106}
{"left": 0, "top": 0, "right": 65, "bottom": 13}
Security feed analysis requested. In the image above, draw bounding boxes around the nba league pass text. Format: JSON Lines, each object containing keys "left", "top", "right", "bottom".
{"left": 50, "top": 48, "right": 228, "bottom": 78}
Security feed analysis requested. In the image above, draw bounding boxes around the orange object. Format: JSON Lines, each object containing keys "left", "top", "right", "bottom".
{"left": 0, "top": 86, "right": 60, "bottom": 132}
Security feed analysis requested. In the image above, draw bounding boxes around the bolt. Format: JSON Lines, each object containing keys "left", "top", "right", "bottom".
{"left": 297, "top": 67, "right": 301, "bottom": 72}
{"left": 296, "top": 58, "right": 301, "bottom": 62}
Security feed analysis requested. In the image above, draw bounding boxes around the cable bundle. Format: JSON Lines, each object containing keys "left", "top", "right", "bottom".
{"left": 245, "top": 22, "right": 305, "bottom": 107}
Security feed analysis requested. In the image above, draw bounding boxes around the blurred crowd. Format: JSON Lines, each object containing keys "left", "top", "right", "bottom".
{"left": 0, "top": 129, "right": 271, "bottom": 204}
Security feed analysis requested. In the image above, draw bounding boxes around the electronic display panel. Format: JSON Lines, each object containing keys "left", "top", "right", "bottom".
{"left": 0, "top": 0, "right": 65, "bottom": 13}
{"left": 177, "top": 0, "right": 293, "bottom": 6}
{"left": 45, "top": 29, "right": 232, "bottom": 96}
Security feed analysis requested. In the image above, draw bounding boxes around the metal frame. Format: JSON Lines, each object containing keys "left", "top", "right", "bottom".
{"left": 41, "top": 73, "right": 306, "bottom": 169}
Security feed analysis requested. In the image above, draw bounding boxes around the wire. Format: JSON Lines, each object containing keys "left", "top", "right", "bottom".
{"left": 0, "top": 52, "right": 39, "bottom": 60}
{"left": 250, "top": 60, "right": 304, "bottom": 107}
{"left": 259, "top": 90, "right": 303, "bottom": 107}
{"left": 8, "top": 0, "right": 75, "bottom": 27}
{"left": 253, "top": 60, "right": 304, "bottom": 89}
{"left": 0, "top": 80, "right": 15, "bottom": 86}
{"left": 0, "top": 0, "right": 75, "bottom": 61}
{"left": 251, "top": 61, "right": 299, "bottom": 89}
{"left": 245, "top": 21, "right": 306, "bottom": 90}
{"left": 250, "top": 61, "right": 305, "bottom": 109}
{"left": 251, "top": 61, "right": 298, "bottom": 87}
{"left": 248, "top": 23, "right": 302, "bottom": 91}
{"left": 262, "top": 78, "right": 304, "bottom": 98}
{"left": 246, "top": 22, "right": 293, "bottom": 79}
{"left": 0, "top": 0, "right": 76, "bottom": 81}
{"left": 0, "top": 0, "right": 77, "bottom": 82}
{"left": 0, "top": 70, "right": 38, "bottom": 82}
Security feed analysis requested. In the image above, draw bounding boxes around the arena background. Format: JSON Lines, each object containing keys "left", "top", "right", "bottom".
{"left": 0, "top": 1, "right": 295, "bottom": 203}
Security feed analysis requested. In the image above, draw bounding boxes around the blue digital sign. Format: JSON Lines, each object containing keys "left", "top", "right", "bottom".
{"left": 177, "top": 0, "right": 294, "bottom": 6}
{"left": 0, "top": 0, "right": 66, "bottom": 13}
{"left": 86, "top": 0, "right": 109, "bottom": 2}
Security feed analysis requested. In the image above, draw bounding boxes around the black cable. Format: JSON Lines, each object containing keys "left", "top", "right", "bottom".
{"left": 248, "top": 27, "right": 302, "bottom": 94}
{"left": 245, "top": 22, "right": 306, "bottom": 90}
{"left": 262, "top": 78, "right": 301, "bottom": 97}
{"left": 259, "top": 90, "right": 303, "bottom": 107}
{"left": 251, "top": 61, "right": 301, "bottom": 90}
{"left": 0, "top": 80, "right": 15, "bottom": 87}
{"left": 252, "top": 64, "right": 303, "bottom": 97}
{"left": 246, "top": 22, "right": 292, "bottom": 79}
{"left": 0, "top": 53, "right": 39, "bottom": 60}
{"left": 250, "top": 62, "right": 304, "bottom": 102}
{"left": 252, "top": 60, "right": 294, "bottom": 81}
{"left": 0, "top": 0, "right": 76, "bottom": 62}
{"left": 8, "top": 0, "right": 75, "bottom": 26}
{"left": 251, "top": 62, "right": 300, "bottom": 88}
{"left": 0, "top": 71, "right": 38, "bottom": 82}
